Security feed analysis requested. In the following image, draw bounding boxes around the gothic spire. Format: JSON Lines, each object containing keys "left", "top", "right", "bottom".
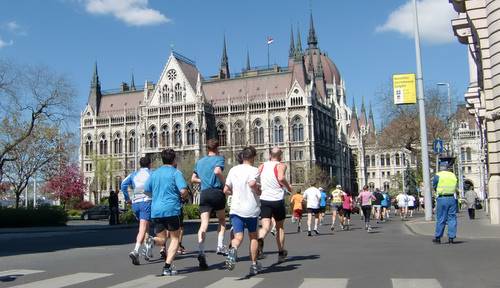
{"left": 295, "top": 27, "right": 303, "bottom": 57}
{"left": 352, "top": 99, "right": 357, "bottom": 117}
{"left": 307, "top": 12, "right": 318, "bottom": 48}
{"left": 130, "top": 73, "right": 136, "bottom": 91}
{"left": 246, "top": 49, "right": 251, "bottom": 71}
{"left": 289, "top": 25, "right": 295, "bottom": 58}
{"left": 91, "top": 61, "right": 100, "bottom": 88}
{"left": 361, "top": 96, "right": 366, "bottom": 113}
{"left": 219, "top": 35, "right": 230, "bottom": 79}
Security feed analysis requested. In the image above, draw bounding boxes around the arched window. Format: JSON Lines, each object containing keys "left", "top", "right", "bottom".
{"left": 161, "top": 125, "right": 169, "bottom": 147}
{"left": 174, "top": 83, "right": 182, "bottom": 102}
{"left": 461, "top": 147, "right": 466, "bottom": 161}
{"left": 273, "top": 117, "right": 284, "bottom": 144}
{"left": 371, "top": 155, "right": 376, "bottom": 167}
{"left": 383, "top": 181, "right": 390, "bottom": 191}
{"left": 148, "top": 126, "right": 158, "bottom": 148}
{"left": 386, "top": 153, "right": 391, "bottom": 166}
{"left": 292, "top": 116, "right": 304, "bottom": 142}
{"left": 217, "top": 123, "right": 227, "bottom": 146}
{"left": 85, "top": 135, "right": 93, "bottom": 156}
{"left": 174, "top": 123, "right": 182, "bottom": 147}
{"left": 365, "top": 155, "right": 370, "bottom": 167}
{"left": 294, "top": 167, "right": 305, "bottom": 184}
{"left": 113, "top": 132, "right": 123, "bottom": 154}
{"left": 402, "top": 153, "right": 406, "bottom": 165}
{"left": 252, "top": 119, "right": 264, "bottom": 144}
{"left": 466, "top": 147, "right": 472, "bottom": 162}
{"left": 99, "top": 134, "right": 107, "bottom": 155}
{"left": 186, "top": 122, "right": 195, "bottom": 145}
{"left": 369, "top": 182, "right": 375, "bottom": 191}
{"left": 380, "top": 154, "right": 385, "bottom": 166}
{"left": 234, "top": 121, "right": 245, "bottom": 146}
{"left": 128, "top": 131, "right": 135, "bottom": 153}
{"left": 395, "top": 153, "right": 400, "bottom": 166}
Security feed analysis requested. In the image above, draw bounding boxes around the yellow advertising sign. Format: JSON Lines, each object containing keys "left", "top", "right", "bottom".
{"left": 393, "top": 73, "right": 416, "bottom": 105}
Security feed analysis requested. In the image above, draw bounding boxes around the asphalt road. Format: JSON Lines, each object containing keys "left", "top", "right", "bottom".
{"left": 1, "top": 212, "right": 499, "bottom": 288}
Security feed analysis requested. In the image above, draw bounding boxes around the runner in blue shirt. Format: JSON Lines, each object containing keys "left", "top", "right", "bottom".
{"left": 191, "top": 138, "right": 226, "bottom": 269}
{"left": 144, "top": 149, "right": 188, "bottom": 276}
{"left": 319, "top": 188, "right": 327, "bottom": 226}
{"left": 120, "top": 157, "right": 152, "bottom": 265}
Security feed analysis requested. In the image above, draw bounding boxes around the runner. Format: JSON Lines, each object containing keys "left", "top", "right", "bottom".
{"left": 191, "top": 139, "right": 227, "bottom": 270}
{"left": 319, "top": 187, "right": 327, "bottom": 226}
{"left": 303, "top": 183, "right": 322, "bottom": 236}
{"left": 381, "top": 190, "right": 390, "bottom": 221}
{"left": 227, "top": 151, "right": 244, "bottom": 249}
{"left": 396, "top": 192, "right": 409, "bottom": 220}
{"left": 408, "top": 194, "right": 416, "bottom": 217}
{"left": 144, "top": 148, "right": 188, "bottom": 276}
{"left": 290, "top": 190, "right": 304, "bottom": 232}
{"left": 120, "top": 157, "right": 152, "bottom": 265}
{"left": 257, "top": 147, "right": 292, "bottom": 263}
{"left": 357, "top": 185, "right": 376, "bottom": 232}
{"left": 330, "top": 185, "right": 344, "bottom": 231}
{"left": 340, "top": 190, "right": 353, "bottom": 230}
{"left": 224, "top": 146, "right": 262, "bottom": 275}
{"left": 372, "top": 188, "right": 384, "bottom": 223}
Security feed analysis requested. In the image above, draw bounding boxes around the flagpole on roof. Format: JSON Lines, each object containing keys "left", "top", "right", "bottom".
{"left": 267, "top": 36, "right": 270, "bottom": 69}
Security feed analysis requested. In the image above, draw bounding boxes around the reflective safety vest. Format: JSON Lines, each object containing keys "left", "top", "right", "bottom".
{"left": 436, "top": 171, "right": 458, "bottom": 196}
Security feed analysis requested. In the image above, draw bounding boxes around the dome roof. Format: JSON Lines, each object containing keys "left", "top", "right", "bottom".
{"left": 304, "top": 50, "right": 341, "bottom": 85}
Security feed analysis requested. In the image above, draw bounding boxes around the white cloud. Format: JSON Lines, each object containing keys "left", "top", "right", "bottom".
{"left": 4, "top": 21, "right": 27, "bottom": 36}
{"left": 84, "top": 0, "right": 169, "bottom": 26}
{"left": 376, "top": 0, "right": 456, "bottom": 45}
{"left": 0, "top": 37, "right": 13, "bottom": 48}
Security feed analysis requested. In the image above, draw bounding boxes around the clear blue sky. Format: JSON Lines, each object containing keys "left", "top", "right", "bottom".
{"left": 0, "top": 0, "right": 468, "bottom": 128}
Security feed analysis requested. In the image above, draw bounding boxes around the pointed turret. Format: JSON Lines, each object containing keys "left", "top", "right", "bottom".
{"left": 130, "top": 73, "right": 136, "bottom": 91}
{"left": 219, "top": 35, "right": 230, "bottom": 79}
{"left": 369, "top": 102, "right": 376, "bottom": 132}
{"left": 88, "top": 62, "right": 102, "bottom": 114}
{"left": 295, "top": 27, "right": 303, "bottom": 60}
{"left": 359, "top": 97, "right": 368, "bottom": 130}
{"left": 289, "top": 25, "right": 295, "bottom": 58}
{"left": 315, "top": 52, "right": 323, "bottom": 78}
{"left": 307, "top": 12, "right": 318, "bottom": 49}
{"left": 349, "top": 99, "right": 359, "bottom": 137}
{"left": 246, "top": 49, "right": 251, "bottom": 71}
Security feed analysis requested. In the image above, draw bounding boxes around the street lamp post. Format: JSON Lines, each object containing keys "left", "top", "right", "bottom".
{"left": 413, "top": 0, "right": 433, "bottom": 221}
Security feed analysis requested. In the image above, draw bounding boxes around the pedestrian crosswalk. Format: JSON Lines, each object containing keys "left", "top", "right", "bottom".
{"left": 0, "top": 269, "right": 445, "bottom": 288}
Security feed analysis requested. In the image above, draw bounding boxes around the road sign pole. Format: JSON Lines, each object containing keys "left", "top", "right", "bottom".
{"left": 413, "top": 0, "right": 432, "bottom": 221}
{"left": 436, "top": 154, "right": 439, "bottom": 173}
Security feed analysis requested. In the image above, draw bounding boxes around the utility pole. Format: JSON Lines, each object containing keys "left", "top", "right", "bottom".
{"left": 413, "top": 0, "right": 432, "bottom": 221}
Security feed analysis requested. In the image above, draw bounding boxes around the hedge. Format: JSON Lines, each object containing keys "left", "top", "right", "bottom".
{"left": 183, "top": 204, "right": 200, "bottom": 219}
{"left": 120, "top": 209, "right": 138, "bottom": 224}
{"left": 0, "top": 206, "right": 68, "bottom": 227}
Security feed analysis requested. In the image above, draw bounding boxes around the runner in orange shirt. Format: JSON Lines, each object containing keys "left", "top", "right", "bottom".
{"left": 290, "top": 190, "right": 304, "bottom": 233}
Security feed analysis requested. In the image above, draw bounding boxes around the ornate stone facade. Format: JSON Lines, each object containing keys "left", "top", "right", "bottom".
{"left": 449, "top": 0, "right": 500, "bottom": 223}
{"left": 79, "top": 15, "right": 353, "bottom": 202}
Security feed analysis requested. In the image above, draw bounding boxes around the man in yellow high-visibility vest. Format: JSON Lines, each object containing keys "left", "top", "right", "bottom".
{"left": 432, "top": 164, "right": 458, "bottom": 244}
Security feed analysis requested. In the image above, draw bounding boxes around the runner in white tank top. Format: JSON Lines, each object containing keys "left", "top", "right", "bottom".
{"left": 257, "top": 147, "right": 293, "bottom": 263}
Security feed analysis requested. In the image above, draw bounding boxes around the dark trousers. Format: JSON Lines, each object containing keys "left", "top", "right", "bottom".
{"left": 361, "top": 205, "right": 372, "bottom": 223}
{"left": 468, "top": 208, "right": 475, "bottom": 220}
{"left": 109, "top": 207, "right": 119, "bottom": 225}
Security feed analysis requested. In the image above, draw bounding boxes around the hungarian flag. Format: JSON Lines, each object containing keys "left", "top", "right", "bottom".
{"left": 267, "top": 37, "right": 274, "bottom": 45}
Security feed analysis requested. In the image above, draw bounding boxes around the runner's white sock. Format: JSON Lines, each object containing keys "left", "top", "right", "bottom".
{"left": 217, "top": 233, "right": 224, "bottom": 248}
{"left": 134, "top": 242, "right": 141, "bottom": 252}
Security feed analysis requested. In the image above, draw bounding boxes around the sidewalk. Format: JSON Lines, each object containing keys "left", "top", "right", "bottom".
{"left": 405, "top": 210, "right": 500, "bottom": 239}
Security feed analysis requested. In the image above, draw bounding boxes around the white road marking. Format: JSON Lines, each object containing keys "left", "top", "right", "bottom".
{"left": 0, "top": 270, "right": 44, "bottom": 278}
{"left": 205, "top": 277, "right": 264, "bottom": 288}
{"left": 392, "top": 278, "right": 443, "bottom": 288}
{"left": 299, "top": 278, "right": 349, "bottom": 288}
{"left": 9, "top": 272, "right": 112, "bottom": 288}
{"left": 105, "top": 275, "right": 185, "bottom": 288}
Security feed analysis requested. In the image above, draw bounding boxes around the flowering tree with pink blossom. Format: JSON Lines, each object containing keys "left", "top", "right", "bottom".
{"left": 44, "top": 163, "right": 86, "bottom": 209}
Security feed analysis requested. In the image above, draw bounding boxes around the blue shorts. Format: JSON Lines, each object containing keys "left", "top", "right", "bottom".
{"left": 132, "top": 201, "right": 151, "bottom": 221}
{"left": 230, "top": 214, "right": 258, "bottom": 234}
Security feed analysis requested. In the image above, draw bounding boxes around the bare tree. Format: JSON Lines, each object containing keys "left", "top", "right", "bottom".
{"left": 4, "top": 124, "right": 63, "bottom": 208}
{"left": 0, "top": 60, "right": 75, "bottom": 182}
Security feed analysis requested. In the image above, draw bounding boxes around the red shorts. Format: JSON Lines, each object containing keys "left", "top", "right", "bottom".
{"left": 293, "top": 209, "right": 303, "bottom": 218}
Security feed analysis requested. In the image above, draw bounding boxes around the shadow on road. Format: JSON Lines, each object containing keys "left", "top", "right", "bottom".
{"left": 0, "top": 222, "right": 217, "bottom": 257}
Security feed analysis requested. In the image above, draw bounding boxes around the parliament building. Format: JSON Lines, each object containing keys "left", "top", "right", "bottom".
{"left": 80, "top": 14, "right": 354, "bottom": 202}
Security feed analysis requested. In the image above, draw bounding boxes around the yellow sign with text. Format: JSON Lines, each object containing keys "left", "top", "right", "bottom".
{"left": 393, "top": 73, "right": 416, "bottom": 105}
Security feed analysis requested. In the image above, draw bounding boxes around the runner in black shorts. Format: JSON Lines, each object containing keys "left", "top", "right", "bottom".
{"left": 192, "top": 139, "right": 227, "bottom": 270}
{"left": 257, "top": 148, "right": 292, "bottom": 263}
